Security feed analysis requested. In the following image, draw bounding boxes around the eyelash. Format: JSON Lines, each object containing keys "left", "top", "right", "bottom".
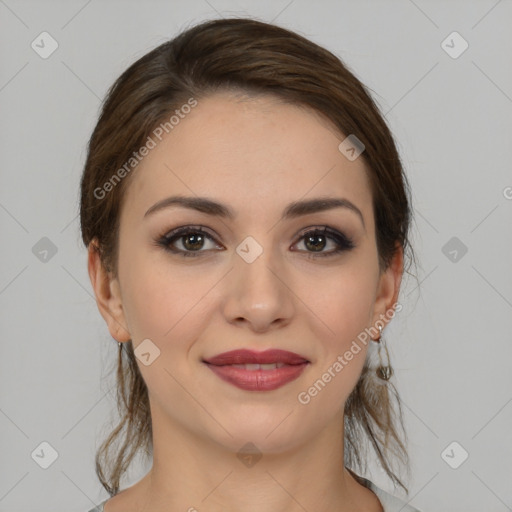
{"left": 156, "top": 225, "right": 355, "bottom": 259}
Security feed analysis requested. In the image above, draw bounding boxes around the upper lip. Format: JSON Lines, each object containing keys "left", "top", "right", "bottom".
{"left": 203, "top": 349, "right": 309, "bottom": 366}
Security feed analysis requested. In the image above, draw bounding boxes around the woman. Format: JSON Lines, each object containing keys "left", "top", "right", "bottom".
{"left": 82, "top": 17, "right": 422, "bottom": 512}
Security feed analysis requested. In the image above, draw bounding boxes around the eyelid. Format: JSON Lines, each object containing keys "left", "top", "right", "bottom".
{"left": 292, "top": 226, "right": 355, "bottom": 252}
{"left": 156, "top": 224, "right": 355, "bottom": 257}
{"left": 159, "top": 225, "right": 222, "bottom": 248}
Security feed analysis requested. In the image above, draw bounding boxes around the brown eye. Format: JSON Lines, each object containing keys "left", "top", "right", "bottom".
{"left": 181, "top": 232, "right": 207, "bottom": 251}
{"left": 293, "top": 227, "right": 355, "bottom": 258}
{"left": 158, "top": 226, "right": 222, "bottom": 257}
{"left": 304, "top": 232, "right": 328, "bottom": 252}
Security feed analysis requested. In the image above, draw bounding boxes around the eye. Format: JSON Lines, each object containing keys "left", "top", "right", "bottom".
{"left": 157, "top": 226, "right": 222, "bottom": 257}
{"left": 156, "top": 225, "right": 355, "bottom": 258}
{"left": 292, "top": 227, "right": 355, "bottom": 258}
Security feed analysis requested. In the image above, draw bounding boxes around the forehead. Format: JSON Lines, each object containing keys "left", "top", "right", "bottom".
{"left": 122, "top": 91, "right": 372, "bottom": 222}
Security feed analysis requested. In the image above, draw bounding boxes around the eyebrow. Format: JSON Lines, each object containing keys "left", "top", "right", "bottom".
{"left": 144, "top": 195, "right": 365, "bottom": 229}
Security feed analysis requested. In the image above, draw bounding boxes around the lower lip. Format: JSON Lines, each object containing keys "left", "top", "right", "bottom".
{"left": 204, "top": 362, "right": 309, "bottom": 391}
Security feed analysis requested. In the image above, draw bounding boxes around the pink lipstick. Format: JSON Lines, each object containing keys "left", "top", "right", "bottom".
{"left": 203, "top": 349, "right": 309, "bottom": 391}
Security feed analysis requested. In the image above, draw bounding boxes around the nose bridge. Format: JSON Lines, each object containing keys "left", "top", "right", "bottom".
{"left": 222, "top": 233, "right": 295, "bottom": 329}
{"left": 236, "top": 233, "right": 285, "bottom": 297}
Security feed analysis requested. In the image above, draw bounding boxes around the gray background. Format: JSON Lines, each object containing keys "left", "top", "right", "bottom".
{"left": 1, "top": 0, "right": 511, "bottom": 511}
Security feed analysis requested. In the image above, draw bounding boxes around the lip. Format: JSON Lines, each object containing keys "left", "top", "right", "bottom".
{"left": 202, "top": 349, "right": 310, "bottom": 391}
{"left": 203, "top": 349, "right": 309, "bottom": 366}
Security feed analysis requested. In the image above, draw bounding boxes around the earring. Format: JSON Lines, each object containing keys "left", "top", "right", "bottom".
{"left": 374, "top": 325, "right": 392, "bottom": 381}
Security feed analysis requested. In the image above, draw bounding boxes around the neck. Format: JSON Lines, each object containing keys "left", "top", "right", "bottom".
{"left": 131, "top": 402, "right": 374, "bottom": 512}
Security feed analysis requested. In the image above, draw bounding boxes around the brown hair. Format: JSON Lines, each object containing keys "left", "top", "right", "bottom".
{"left": 80, "top": 17, "right": 417, "bottom": 497}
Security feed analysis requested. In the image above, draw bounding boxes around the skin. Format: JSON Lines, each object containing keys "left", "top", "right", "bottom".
{"left": 88, "top": 90, "right": 403, "bottom": 512}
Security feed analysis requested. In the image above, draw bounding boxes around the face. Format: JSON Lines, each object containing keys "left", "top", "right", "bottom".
{"left": 90, "top": 90, "right": 402, "bottom": 454}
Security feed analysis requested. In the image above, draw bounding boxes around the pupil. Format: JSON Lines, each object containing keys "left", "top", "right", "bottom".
{"left": 181, "top": 233, "right": 328, "bottom": 252}
{"left": 184, "top": 234, "right": 204, "bottom": 250}
{"left": 305, "top": 234, "right": 325, "bottom": 252}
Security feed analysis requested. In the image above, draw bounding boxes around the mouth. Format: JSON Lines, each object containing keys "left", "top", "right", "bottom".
{"left": 202, "top": 349, "right": 310, "bottom": 391}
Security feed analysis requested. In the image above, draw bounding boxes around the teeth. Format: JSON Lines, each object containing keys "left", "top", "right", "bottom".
{"left": 231, "top": 363, "right": 286, "bottom": 370}
{"left": 245, "top": 364, "right": 262, "bottom": 370}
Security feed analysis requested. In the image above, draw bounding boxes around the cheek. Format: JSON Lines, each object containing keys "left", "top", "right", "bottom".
{"left": 119, "top": 266, "right": 215, "bottom": 402}
{"left": 310, "top": 265, "right": 376, "bottom": 346}
{"left": 298, "top": 275, "right": 375, "bottom": 410}
{"left": 120, "top": 259, "right": 215, "bottom": 348}
{"left": 117, "top": 220, "right": 202, "bottom": 344}
{"left": 296, "top": 262, "right": 377, "bottom": 402}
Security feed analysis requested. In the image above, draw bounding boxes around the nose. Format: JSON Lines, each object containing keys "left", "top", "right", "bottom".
{"left": 221, "top": 243, "right": 296, "bottom": 333}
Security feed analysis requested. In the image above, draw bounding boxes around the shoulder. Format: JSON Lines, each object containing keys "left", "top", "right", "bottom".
{"left": 348, "top": 469, "right": 423, "bottom": 512}
{"left": 85, "top": 498, "right": 108, "bottom": 512}
{"left": 367, "top": 482, "right": 422, "bottom": 512}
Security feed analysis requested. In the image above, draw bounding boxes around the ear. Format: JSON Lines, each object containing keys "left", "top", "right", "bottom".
{"left": 87, "top": 239, "right": 131, "bottom": 342}
{"left": 370, "top": 243, "right": 404, "bottom": 336}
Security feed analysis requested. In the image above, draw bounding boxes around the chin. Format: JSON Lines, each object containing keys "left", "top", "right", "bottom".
{"left": 207, "top": 414, "right": 309, "bottom": 456}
